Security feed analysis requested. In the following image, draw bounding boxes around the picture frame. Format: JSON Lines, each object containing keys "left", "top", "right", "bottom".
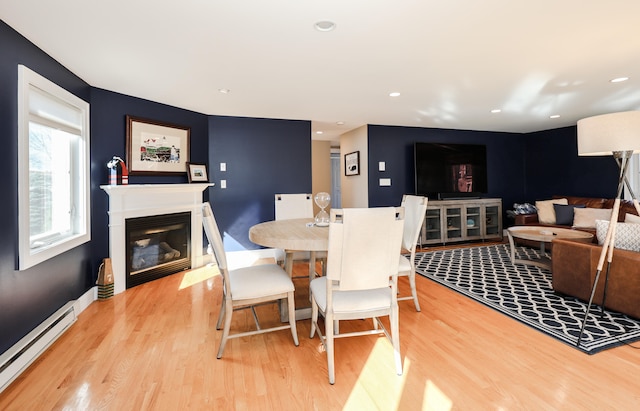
{"left": 344, "top": 151, "right": 360, "bottom": 176}
{"left": 186, "top": 162, "right": 209, "bottom": 183}
{"left": 126, "top": 115, "right": 190, "bottom": 175}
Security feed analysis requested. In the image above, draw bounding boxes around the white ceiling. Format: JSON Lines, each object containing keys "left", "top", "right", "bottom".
{"left": 3, "top": 1, "right": 640, "bottom": 142}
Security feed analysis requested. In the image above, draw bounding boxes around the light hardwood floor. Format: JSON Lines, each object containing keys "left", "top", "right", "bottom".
{"left": 1, "top": 248, "right": 640, "bottom": 410}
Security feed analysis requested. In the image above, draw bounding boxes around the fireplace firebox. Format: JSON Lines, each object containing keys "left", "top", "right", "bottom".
{"left": 125, "top": 212, "right": 191, "bottom": 288}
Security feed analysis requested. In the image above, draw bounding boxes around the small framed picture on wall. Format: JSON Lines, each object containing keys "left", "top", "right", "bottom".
{"left": 344, "top": 151, "right": 360, "bottom": 176}
{"left": 186, "top": 163, "right": 209, "bottom": 182}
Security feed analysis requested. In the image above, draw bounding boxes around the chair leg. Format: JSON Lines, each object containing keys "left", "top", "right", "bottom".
{"left": 408, "top": 271, "right": 421, "bottom": 312}
{"left": 250, "top": 306, "right": 261, "bottom": 330}
{"left": 287, "top": 291, "right": 299, "bottom": 346}
{"left": 310, "top": 295, "right": 318, "bottom": 338}
{"left": 216, "top": 299, "right": 233, "bottom": 359}
{"left": 390, "top": 304, "right": 403, "bottom": 376}
{"left": 215, "top": 296, "right": 225, "bottom": 330}
{"left": 326, "top": 310, "right": 335, "bottom": 385}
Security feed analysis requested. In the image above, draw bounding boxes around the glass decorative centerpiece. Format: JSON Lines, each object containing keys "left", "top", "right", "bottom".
{"left": 314, "top": 192, "right": 331, "bottom": 227}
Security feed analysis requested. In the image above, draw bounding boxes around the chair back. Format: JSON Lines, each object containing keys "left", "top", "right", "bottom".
{"left": 400, "top": 195, "right": 428, "bottom": 252}
{"left": 275, "top": 193, "right": 313, "bottom": 220}
{"left": 202, "top": 202, "right": 228, "bottom": 271}
{"left": 326, "top": 207, "right": 404, "bottom": 291}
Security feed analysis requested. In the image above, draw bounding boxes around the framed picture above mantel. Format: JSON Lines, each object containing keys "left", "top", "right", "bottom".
{"left": 126, "top": 115, "right": 190, "bottom": 175}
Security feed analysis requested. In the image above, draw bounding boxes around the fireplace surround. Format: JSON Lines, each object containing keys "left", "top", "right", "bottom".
{"left": 101, "top": 183, "right": 212, "bottom": 294}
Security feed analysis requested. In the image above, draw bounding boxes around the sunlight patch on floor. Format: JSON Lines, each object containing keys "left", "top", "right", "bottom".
{"left": 424, "top": 380, "right": 453, "bottom": 411}
{"left": 178, "top": 264, "right": 220, "bottom": 290}
{"left": 226, "top": 249, "right": 275, "bottom": 270}
{"left": 343, "top": 338, "right": 409, "bottom": 410}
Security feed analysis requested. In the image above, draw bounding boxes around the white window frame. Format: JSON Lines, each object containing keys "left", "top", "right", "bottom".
{"left": 17, "top": 65, "right": 91, "bottom": 270}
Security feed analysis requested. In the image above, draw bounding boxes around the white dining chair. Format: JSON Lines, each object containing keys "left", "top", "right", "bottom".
{"left": 202, "top": 202, "right": 299, "bottom": 359}
{"left": 398, "top": 195, "right": 428, "bottom": 311}
{"left": 274, "top": 193, "right": 326, "bottom": 280}
{"left": 309, "top": 207, "right": 405, "bottom": 384}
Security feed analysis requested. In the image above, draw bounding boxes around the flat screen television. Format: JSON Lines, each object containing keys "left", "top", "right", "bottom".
{"left": 414, "top": 142, "right": 488, "bottom": 199}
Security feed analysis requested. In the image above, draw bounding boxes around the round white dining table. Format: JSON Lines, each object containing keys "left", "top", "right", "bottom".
{"left": 249, "top": 218, "right": 329, "bottom": 320}
{"left": 249, "top": 218, "right": 328, "bottom": 250}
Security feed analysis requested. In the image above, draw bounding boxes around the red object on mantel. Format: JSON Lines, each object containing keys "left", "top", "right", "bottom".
{"left": 107, "top": 156, "right": 129, "bottom": 185}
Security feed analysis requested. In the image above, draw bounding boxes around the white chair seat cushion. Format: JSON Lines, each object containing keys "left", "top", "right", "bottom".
{"left": 310, "top": 277, "right": 392, "bottom": 314}
{"left": 229, "top": 264, "right": 294, "bottom": 300}
{"left": 398, "top": 254, "right": 411, "bottom": 275}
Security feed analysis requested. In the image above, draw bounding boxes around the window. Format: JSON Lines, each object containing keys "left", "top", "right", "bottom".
{"left": 17, "top": 65, "right": 90, "bottom": 270}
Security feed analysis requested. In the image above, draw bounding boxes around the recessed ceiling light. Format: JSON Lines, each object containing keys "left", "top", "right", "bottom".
{"left": 218, "top": 88, "right": 230, "bottom": 94}
{"left": 316, "top": 131, "right": 323, "bottom": 135}
{"left": 491, "top": 109, "right": 501, "bottom": 113}
{"left": 550, "top": 114, "right": 560, "bottom": 119}
{"left": 336, "top": 121, "right": 345, "bottom": 125}
{"left": 389, "top": 92, "right": 401, "bottom": 97}
{"left": 610, "top": 77, "right": 629, "bottom": 83}
{"left": 314, "top": 21, "right": 336, "bottom": 32}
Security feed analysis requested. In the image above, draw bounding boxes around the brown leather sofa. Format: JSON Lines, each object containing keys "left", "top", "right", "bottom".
{"left": 552, "top": 238, "right": 640, "bottom": 320}
{"left": 513, "top": 195, "right": 639, "bottom": 241}
{"left": 512, "top": 195, "right": 640, "bottom": 319}
{"left": 513, "top": 195, "right": 639, "bottom": 250}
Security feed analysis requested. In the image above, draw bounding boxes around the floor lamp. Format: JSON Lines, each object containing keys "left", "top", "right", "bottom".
{"left": 576, "top": 111, "right": 640, "bottom": 347}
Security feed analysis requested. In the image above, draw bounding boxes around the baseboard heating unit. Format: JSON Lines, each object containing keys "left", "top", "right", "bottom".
{"left": 0, "top": 301, "right": 77, "bottom": 393}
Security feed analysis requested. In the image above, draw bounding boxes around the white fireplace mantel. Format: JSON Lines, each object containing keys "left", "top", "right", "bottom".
{"left": 101, "top": 183, "right": 213, "bottom": 294}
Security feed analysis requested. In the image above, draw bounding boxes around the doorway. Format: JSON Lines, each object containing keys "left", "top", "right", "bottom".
{"left": 330, "top": 151, "right": 342, "bottom": 209}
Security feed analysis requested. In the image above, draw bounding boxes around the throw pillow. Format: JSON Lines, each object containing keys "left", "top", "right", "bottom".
{"left": 573, "top": 207, "right": 613, "bottom": 229}
{"left": 553, "top": 203, "right": 586, "bottom": 225}
{"left": 595, "top": 219, "right": 640, "bottom": 251}
{"left": 625, "top": 213, "right": 640, "bottom": 224}
{"left": 535, "top": 198, "right": 568, "bottom": 224}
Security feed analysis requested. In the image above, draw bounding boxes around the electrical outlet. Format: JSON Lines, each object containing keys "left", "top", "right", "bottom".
{"left": 220, "top": 180, "right": 227, "bottom": 189}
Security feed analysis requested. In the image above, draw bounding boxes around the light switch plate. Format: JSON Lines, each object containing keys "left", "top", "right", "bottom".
{"left": 220, "top": 162, "right": 226, "bottom": 171}
{"left": 379, "top": 178, "right": 391, "bottom": 186}
{"left": 378, "top": 161, "right": 386, "bottom": 171}
{"left": 220, "top": 180, "right": 227, "bottom": 189}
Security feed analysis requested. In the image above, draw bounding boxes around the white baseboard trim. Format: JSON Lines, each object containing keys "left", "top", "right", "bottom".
{"left": 73, "top": 286, "right": 97, "bottom": 316}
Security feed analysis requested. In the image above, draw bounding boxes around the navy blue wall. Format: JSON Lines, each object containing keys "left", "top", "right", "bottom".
{"left": 367, "top": 124, "right": 621, "bottom": 214}
{"left": 367, "top": 125, "right": 527, "bottom": 217}
{"left": 523, "top": 126, "right": 619, "bottom": 200}
{"left": 0, "top": 21, "right": 93, "bottom": 353}
{"left": 208, "top": 116, "right": 312, "bottom": 251}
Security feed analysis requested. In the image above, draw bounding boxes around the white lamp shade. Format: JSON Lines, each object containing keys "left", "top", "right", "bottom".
{"left": 577, "top": 111, "right": 640, "bottom": 156}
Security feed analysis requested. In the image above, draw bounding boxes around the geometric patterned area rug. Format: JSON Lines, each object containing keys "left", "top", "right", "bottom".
{"left": 415, "top": 244, "right": 640, "bottom": 354}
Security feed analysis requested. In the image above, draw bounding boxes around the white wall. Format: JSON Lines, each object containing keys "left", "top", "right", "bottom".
{"left": 312, "top": 140, "right": 332, "bottom": 215}
{"left": 339, "top": 126, "right": 368, "bottom": 208}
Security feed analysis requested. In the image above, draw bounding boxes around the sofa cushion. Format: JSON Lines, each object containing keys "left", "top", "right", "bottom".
{"left": 595, "top": 219, "right": 640, "bottom": 252}
{"left": 553, "top": 203, "right": 585, "bottom": 225}
{"left": 626, "top": 213, "right": 640, "bottom": 224}
{"left": 536, "top": 198, "right": 568, "bottom": 224}
{"left": 573, "top": 207, "right": 612, "bottom": 229}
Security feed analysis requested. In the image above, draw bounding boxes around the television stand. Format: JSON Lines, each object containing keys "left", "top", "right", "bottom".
{"left": 421, "top": 198, "right": 502, "bottom": 246}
